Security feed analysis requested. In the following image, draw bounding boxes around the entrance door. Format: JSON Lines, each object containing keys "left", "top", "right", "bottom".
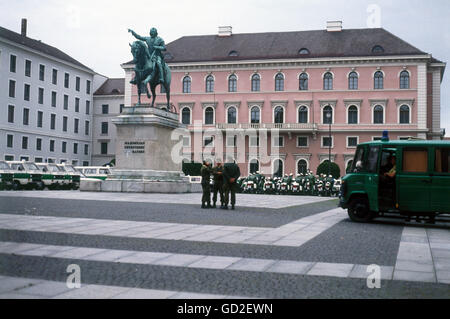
{"left": 397, "top": 147, "right": 431, "bottom": 213}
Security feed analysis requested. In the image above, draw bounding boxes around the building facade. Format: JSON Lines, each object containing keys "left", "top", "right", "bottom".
{"left": 92, "top": 78, "right": 125, "bottom": 166}
{"left": 0, "top": 21, "right": 97, "bottom": 166}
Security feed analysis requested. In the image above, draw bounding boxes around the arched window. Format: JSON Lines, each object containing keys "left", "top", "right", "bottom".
{"left": 274, "top": 106, "right": 284, "bottom": 124}
{"left": 205, "top": 75, "right": 214, "bottom": 92}
{"left": 298, "top": 48, "right": 310, "bottom": 55}
{"left": 298, "top": 106, "right": 308, "bottom": 123}
{"left": 251, "top": 74, "right": 260, "bottom": 92}
{"left": 400, "top": 105, "right": 410, "bottom": 124}
{"left": 348, "top": 72, "right": 358, "bottom": 90}
{"left": 323, "top": 105, "right": 333, "bottom": 124}
{"left": 227, "top": 106, "right": 237, "bottom": 124}
{"left": 181, "top": 107, "right": 191, "bottom": 125}
{"left": 374, "top": 71, "right": 384, "bottom": 89}
{"left": 299, "top": 73, "right": 308, "bottom": 90}
{"left": 348, "top": 105, "right": 358, "bottom": 124}
{"left": 297, "top": 159, "right": 307, "bottom": 175}
{"left": 273, "top": 159, "right": 283, "bottom": 178}
{"left": 400, "top": 71, "right": 410, "bottom": 89}
{"left": 373, "top": 105, "right": 384, "bottom": 124}
{"left": 228, "top": 74, "right": 237, "bottom": 92}
{"left": 275, "top": 73, "right": 284, "bottom": 91}
{"left": 205, "top": 107, "right": 214, "bottom": 125}
{"left": 249, "top": 159, "right": 259, "bottom": 174}
{"left": 372, "top": 45, "right": 384, "bottom": 54}
{"left": 323, "top": 72, "right": 333, "bottom": 90}
{"left": 251, "top": 106, "right": 260, "bottom": 124}
{"left": 182, "top": 76, "right": 191, "bottom": 93}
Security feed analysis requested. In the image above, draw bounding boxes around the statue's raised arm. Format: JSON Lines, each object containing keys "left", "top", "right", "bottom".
{"left": 128, "top": 29, "right": 146, "bottom": 41}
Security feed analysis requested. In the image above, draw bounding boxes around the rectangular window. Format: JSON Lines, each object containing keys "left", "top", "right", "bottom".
{"left": 75, "top": 98, "right": 80, "bottom": 112}
{"left": 120, "top": 104, "right": 124, "bottom": 113}
{"left": 403, "top": 148, "right": 428, "bottom": 173}
{"left": 226, "top": 135, "right": 236, "bottom": 147}
{"left": 73, "top": 143, "right": 78, "bottom": 154}
{"left": 85, "top": 101, "right": 90, "bottom": 114}
{"left": 74, "top": 119, "right": 79, "bottom": 134}
{"left": 39, "top": 64, "right": 45, "bottom": 81}
{"left": 249, "top": 136, "right": 259, "bottom": 147}
{"left": 52, "top": 69, "right": 58, "bottom": 85}
{"left": 38, "top": 88, "right": 44, "bottom": 104}
{"left": 86, "top": 80, "right": 91, "bottom": 94}
{"left": 9, "top": 80, "right": 15, "bottom": 98}
{"left": 85, "top": 121, "right": 90, "bottom": 135}
{"left": 64, "top": 73, "right": 69, "bottom": 88}
{"left": 36, "top": 138, "right": 42, "bottom": 151}
{"left": 273, "top": 136, "right": 284, "bottom": 147}
{"left": 5, "top": 155, "right": 14, "bottom": 161}
{"left": 435, "top": 148, "right": 450, "bottom": 174}
{"left": 102, "top": 104, "right": 109, "bottom": 114}
{"left": 35, "top": 157, "right": 43, "bottom": 163}
{"left": 50, "top": 140, "right": 55, "bottom": 152}
{"left": 322, "top": 136, "right": 333, "bottom": 148}
{"left": 22, "top": 136, "right": 28, "bottom": 149}
{"left": 101, "top": 122, "right": 108, "bottom": 134}
{"left": 8, "top": 105, "right": 14, "bottom": 123}
{"left": 367, "top": 146, "right": 380, "bottom": 173}
{"left": 63, "top": 116, "right": 68, "bottom": 132}
{"left": 64, "top": 94, "right": 69, "bottom": 110}
{"left": 10, "top": 55, "right": 16, "bottom": 73}
{"left": 7, "top": 134, "right": 13, "bottom": 148}
{"left": 20, "top": 156, "right": 29, "bottom": 162}
{"left": 24, "top": 84, "right": 30, "bottom": 101}
{"left": 84, "top": 144, "right": 89, "bottom": 155}
{"left": 101, "top": 142, "right": 108, "bottom": 155}
{"left": 50, "top": 114, "right": 56, "bottom": 130}
{"left": 347, "top": 137, "right": 358, "bottom": 148}
{"left": 37, "top": 111, "right": 43, "bottom": 128}
{"left": 23, "top": 108, "right": 29, "bottom": 125}
{"left": 25, "top": 60, "right": 31, "bottom": 77}
{"left": 62, "top": 141, "right": 67, "bottom": 153}
{"left": 76, "top": 76, "right": 80, "bottom": 91}
{"left": 52, "top": 91, "right": 57, "bottom": 107}
{"left": 297, "top": 136, "right": 308, "bottom": 147}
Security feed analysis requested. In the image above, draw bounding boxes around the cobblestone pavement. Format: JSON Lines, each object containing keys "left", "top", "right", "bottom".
{"left": 0, "top": 191, "right": 449, "bottom": 299}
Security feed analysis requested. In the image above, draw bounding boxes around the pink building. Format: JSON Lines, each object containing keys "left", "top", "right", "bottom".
{"left": 122, "top": 22, "right": 446, "bottom": 177}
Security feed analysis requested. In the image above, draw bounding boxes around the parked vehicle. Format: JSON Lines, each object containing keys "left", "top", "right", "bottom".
{"left": 7, "top": 161, "right": 44, "bottom": 190}
{"left": 36, "top": 163, "right": 68, "bottom": 190}
{"left": 75, "top": 166, "right": 111, "bottom": 180}
{"left": 340, "top": 136, "right": 450, "bottom": 223}
{"left": 57, "top": 164, "right": 82, "bottom": 190}
{"left": 263, "top": 177, "right": 276, "bottom": 194}
{"left": 0, "top": 161, "right": 14, "bottom": 190}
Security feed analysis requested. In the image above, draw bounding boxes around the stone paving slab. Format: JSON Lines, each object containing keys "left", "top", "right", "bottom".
{"left": 348, "top": 265, "right": 394, "bottom": 280}
{"left": 307, "top": 262, "right": 355, "bottom": 278}
{"left": 393, "top": 270, "right": 436, "bottom": 283}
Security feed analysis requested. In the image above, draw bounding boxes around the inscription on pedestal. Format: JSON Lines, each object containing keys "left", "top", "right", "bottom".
{"left": 124, "top": 141, "right": 146, "bottom": 154}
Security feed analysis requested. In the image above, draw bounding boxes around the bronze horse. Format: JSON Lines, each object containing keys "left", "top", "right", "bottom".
{"left": 129, "top": 41, "right": 173, "bottom": 111}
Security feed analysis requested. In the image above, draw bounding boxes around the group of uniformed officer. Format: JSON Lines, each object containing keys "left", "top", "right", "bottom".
{"left": 200, "top": 158, "right": 241, "bottom": 210}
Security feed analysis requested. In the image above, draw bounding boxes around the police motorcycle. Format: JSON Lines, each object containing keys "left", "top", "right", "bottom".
{"left": 263, "top": 176, "right": 276, "bottom": 194}
{"left": 279, "top": 174, "right": 292, "bottom": 195}
{"left": 291, "top": 174, "right": 303, "bottom": 195}
{"left": 57, "top": 164, "right": 82, "bottom": 190}
{"left": 323, "top": 175, "right": 334, "bottom": 197}
{"left": 332, "top": 178, "right": 341, "bottom": 197}
{"left": 314, "top": 175, "right": 324, "bottom": 196}
{"left": 244, "top": 174, "right": 258, "bottom": 194}
{"left": 7, "top": 161, "right": 45, "bottom": 190}
{"left": 0, "top": 161, "right": 14, "bottom": 190}
{"left": 253, "top": 172, "right": 265, "bottom": 194}
{"left": 236, "top": 177, "right": 245, "bottom": 193}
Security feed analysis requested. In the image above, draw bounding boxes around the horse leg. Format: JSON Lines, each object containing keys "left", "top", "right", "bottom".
{"left": 165, "top": 84, "right": 171, "bottom": 110}
{"left": 150, "top": 84, "right": 157, "bottom": 108}
{"left": 137, "top": 83, "right": 141, "bottom": 105}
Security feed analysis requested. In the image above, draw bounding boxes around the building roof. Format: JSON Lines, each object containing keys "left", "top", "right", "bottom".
{"left": 94, "top": 78, "right": 125, "bottom": 96}
{"left": 0, "top": 25, "right": 94, "bottom": 73}
{"left": 148, "top": 28, "right": 430, "bottom": 64}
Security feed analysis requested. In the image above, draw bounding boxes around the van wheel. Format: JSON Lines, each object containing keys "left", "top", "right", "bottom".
{"left": 12, "top": 181, "right": 21, "bottom": 191}
{"left": 348, "top": 197, "right": 374, "bottom": 223}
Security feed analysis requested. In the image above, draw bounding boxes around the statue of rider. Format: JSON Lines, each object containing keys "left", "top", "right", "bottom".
{"left": 128, "top": 27, "right": 166, "bottom": 85}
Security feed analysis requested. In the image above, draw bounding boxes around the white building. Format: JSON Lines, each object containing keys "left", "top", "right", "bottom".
{"left": 92, "top": 78, "right": 124, "bottom": 166}
{"left": 0, "top": 20, "right": 97, "bottom": 165}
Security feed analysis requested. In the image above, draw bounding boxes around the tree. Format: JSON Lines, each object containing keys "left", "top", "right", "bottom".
{"left": 182, "top": 162, "right": 202, "bottom": 176}
{"left": 316, "top": 160, "right": 341, "bottom": 179}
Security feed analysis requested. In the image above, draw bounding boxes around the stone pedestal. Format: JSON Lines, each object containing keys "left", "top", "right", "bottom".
{"left": 81, "top": 106, "right": 191, "bottom": 193}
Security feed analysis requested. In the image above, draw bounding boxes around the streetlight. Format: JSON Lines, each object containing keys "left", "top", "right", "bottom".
{"left": 325, "top": 106, "right": 332, "bottom": 177}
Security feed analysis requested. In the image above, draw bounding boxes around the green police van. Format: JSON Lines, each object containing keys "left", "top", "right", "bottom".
{"left": 7, "top": 161, "right": 45, "bottom": 190}
{"left": 0, "top": 161, "right": 14, "bottom": 190}
{"left": 339, "top": 136, "right": 450, "bottom": 223}
{"left": 57, "top": 164, "right": 81, "bottom": 190}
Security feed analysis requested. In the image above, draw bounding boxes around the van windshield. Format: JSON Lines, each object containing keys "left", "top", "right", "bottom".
{"left": 351, "top": 146, "right": 365, "bottom": 173}
{"left": 0, "top": 162, "right": 11, "bottom": 170}
{"left": 23, "top": 163, "right": 40, "bottom": 171}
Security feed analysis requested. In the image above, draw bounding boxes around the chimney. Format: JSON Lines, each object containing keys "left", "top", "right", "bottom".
{"left": 326, "top": 21, "right": 342, "bottom": 32}
{"left": 21, "top": 18, "right": 27, "bottom": 37}
{"left": 218, "top": 26, "right": 232, "bottom": 37}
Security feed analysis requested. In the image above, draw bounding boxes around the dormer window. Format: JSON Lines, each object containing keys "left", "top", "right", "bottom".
{"left": 372, "top": 45, "right": 384, "bottom": 54}
{"left": 228, "top": 50, "right": 238, "bottom": 57}
{"left": 298, "top": 48, "right": 310, "bottom": 55}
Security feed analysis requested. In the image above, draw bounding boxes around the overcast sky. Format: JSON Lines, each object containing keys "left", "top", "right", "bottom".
{"left": 1, "top": 0, "right": 449, "bottom": 136}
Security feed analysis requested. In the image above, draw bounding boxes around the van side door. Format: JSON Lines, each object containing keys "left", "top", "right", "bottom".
{"left": 397, "top": 147, "right": 431, "bottom": 213}
{"left": 431, "top": 147, "right": 450, "bottom": 213}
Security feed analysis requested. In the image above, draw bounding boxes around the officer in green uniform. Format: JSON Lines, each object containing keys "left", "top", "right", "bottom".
{"left": 212, "top": 160, "right": 224, "bottom": 208}
{"left": 200, "top": 160, "right": 212, "bottom": 209}
{"left": 222, "top": 158, "right": 241, "bottom": 210}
